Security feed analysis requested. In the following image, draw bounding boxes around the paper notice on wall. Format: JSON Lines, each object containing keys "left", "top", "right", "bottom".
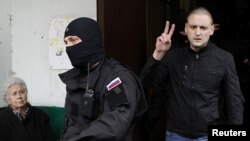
{"left": 48, "top": 17, "right": 96, "bottom": 70}
{"left": 48, "top": 17, "right": 74, "bottom": 70}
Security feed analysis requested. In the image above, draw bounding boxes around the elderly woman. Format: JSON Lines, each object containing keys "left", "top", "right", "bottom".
{"left": 0, "top": 77, "right": 55, "bottom": 141}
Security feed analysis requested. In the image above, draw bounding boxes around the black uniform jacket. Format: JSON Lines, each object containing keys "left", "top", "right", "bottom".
{"left": 140, "top": 42, "right": 245, "bottom": 137}
{"left": 59, "top": 57, "right": 147, "bottom": 141}
{"left": 0, "top": 105, "right": 55, "bottom": 141}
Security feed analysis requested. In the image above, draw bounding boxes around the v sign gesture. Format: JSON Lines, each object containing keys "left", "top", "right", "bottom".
{"left": 153, "top": 21, "right": 175, "bottom": 60}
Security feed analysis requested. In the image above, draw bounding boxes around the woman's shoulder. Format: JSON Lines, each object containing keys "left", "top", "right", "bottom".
{"left": 0, "top": 107, "right": 10, "bottom": 121}
{"left": 0, "top": 108, "right": 6, "bottom": 117}
{"left": 0, "top": 107, "right": 9, "bottom": 115}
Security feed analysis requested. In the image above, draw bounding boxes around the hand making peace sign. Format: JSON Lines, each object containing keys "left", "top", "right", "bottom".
{"left": 153, "top": 21, "right": 175, "bottom": 60}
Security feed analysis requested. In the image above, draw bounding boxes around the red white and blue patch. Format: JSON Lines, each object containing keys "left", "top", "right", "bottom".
{"left": 107, "top": 77, "right": 122, "bottom": 91}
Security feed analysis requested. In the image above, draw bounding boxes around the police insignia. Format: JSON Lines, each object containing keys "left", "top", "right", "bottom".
{"left": 106, "top": 84, "right": 128, "bottom": 110}
{"left": 107, "top": 77, "right": 122, "bottom": 91}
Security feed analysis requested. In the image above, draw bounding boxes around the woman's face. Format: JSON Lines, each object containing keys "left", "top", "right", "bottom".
{"left": 7, "top": 84, "right": 27, "bottom": 111}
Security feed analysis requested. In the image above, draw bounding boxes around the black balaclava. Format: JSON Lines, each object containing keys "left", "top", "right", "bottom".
{"left": 64, "top": 17, "right": 105, "bottom": 70}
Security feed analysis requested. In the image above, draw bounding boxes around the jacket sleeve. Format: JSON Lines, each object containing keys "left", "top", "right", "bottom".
{"left": 140, "top": 56, "right": 169, "bottom": 88}
{"left": 68, "top": 72, "right": 143, "bottom": 141}
{"left": 224, "top": 55, "right": 245, "bottom": 124}
{"left": 144, "top": 82, "right": 168, "bottom": 132}
{"left": 37, "top": 109, "right": 56, "bottom": 141}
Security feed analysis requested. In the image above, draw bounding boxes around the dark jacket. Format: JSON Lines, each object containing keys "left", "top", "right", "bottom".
{"left": 59, "top": 57, "right": 147, "bottom": 141}
{"left": 140, "top": 42, "right": 245, "bottom": 137}
{"left": 0, "top": 105, "right": 55, "bottom": 141}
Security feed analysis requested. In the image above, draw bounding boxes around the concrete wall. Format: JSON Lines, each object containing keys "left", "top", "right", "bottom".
{"left": 0, "top": 0, "right": 12, "bottom": 106}
{"left": 0, "top": 0, "right": 96, "bottom": 107}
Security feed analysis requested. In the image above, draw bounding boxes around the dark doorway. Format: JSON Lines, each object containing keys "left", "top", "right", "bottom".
{"left": 97, "top": 0, "right": 147, "bottom": 75}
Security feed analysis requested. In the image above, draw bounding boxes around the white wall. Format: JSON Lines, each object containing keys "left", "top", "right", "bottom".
{"left": 0, "top": 0, "right": 12, "bottom": 106}
{"left": 0, "top": 0, "right": 96, "bottom": 107}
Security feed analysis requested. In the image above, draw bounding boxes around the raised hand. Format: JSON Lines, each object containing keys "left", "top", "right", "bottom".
{"left": 153, "top": 21, "right": 175, "bottom": 60}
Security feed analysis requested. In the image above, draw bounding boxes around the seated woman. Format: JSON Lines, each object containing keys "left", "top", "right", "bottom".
{"left": 0, "top": 77, "right": 55, "bottom": 141}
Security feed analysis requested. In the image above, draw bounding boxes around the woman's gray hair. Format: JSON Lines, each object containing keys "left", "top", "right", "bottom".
{"left": 2, "top": 77, "right": 28, "bottom": 103}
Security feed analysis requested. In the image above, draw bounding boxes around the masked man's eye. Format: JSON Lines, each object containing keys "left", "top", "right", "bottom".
{"left": 64, "top": 36, "right": 82, "bottom": 46}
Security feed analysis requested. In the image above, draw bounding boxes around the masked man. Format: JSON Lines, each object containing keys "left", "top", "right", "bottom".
{"left": 59, "top": 17, "right": 147, "bottom": 141}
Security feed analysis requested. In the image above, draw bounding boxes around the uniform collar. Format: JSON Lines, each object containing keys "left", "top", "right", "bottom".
{"left": 59, "top": 59, "right": 105, "bottom": 90}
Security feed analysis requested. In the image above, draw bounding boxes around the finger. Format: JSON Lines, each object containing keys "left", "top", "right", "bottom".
{"left": 164, "top": 21, "right": 170, "bottom": 34}
{"left": 158, "top": 36, "right": 167, "bottom": 44}
{"left": 163, "top": 33, "right": 173, "bottom": 42}
{"left": 168, "top": 24, "right": 175, "bottom": 37}
{"left": 161, "top": 33, "right": 168, "bottom": 42}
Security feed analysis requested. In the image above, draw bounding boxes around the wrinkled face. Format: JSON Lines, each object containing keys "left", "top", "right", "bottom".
{"left": 7, "top": 84, "right": 27, "bottom": 111}
{"left": 185, "top": 14, "right": 214, "bottom": 52}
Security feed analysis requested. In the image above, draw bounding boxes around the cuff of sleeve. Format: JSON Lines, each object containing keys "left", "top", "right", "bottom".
{"left": 148, "top": 56, "right": 160, "bottom": 66}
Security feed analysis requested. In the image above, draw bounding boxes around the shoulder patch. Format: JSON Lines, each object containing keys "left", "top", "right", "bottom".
{"left": 107, "top": 77, "right": 122, "bottom": 91}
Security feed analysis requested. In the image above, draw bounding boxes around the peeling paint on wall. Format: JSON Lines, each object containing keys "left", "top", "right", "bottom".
{"left": 8, "top": 14, "right": 12, "bottom": 26}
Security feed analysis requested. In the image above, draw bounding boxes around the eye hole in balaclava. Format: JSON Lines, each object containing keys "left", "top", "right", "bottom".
{"left": 64, "top": 17, "right": 105, "bottom": 70}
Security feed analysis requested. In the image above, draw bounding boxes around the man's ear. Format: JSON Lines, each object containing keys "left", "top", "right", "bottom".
{"left": 184, "top": 23, "right": 188, "bottom": 34}
{"left": 210, "top": 24, "right": 216, "bottom": 35}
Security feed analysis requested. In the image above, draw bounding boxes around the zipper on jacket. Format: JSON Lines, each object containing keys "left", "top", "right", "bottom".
{"left": 190, "top": 53, "right": 199, "bottom": 134}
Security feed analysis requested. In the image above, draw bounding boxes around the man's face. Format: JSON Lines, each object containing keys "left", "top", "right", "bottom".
{"left": 64, "top": 36, "right": 82, "bottom": 47}
{"left": 7, "top": 84, "right": 27, "bottom": 111}
{"left": 63, "top": 17, "right": 105, "bottom": 70}
{"left": 185, "top": 14, "right": 214, "bottom": 51}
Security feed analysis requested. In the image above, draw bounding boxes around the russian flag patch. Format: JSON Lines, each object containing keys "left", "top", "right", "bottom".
{"left": 107, "top": 77, "right": 122, "bottom": 91}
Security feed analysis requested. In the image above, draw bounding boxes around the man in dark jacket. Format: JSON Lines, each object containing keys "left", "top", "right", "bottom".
{"left": 140, "top": 7, "right": 245, "bottom": 141}
{"left": 59, "top": 17, "right": 147, "bottom": 141}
